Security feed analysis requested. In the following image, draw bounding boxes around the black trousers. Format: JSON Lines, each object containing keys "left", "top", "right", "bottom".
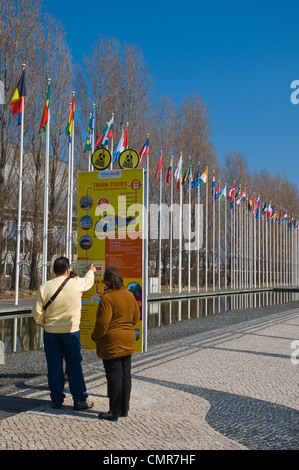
{"left": 102, "top": 355, "right": 132, "bottom": 416}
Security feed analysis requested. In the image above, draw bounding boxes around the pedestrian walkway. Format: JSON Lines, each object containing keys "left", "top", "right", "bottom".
{"left": 0, "top": 309, "right": 298, "bottom": 450}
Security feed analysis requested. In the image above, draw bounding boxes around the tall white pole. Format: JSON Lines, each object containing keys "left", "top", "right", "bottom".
{"left": 158, "top": 150, "right": 162, "bottom": 293}
{"left": 197, "top": 164, "right": 200, "bottom": 293}
{"left": 212, "top": 172, "right": 215, "bottom": 291}
{"left": 169, "top": 159, "right": 173, "bottom": 293}
{"left": 42, "top": 78, "right": 51, "bottom": 283}
{"left": 218, "top": 180, "right": 221, "bottom": 290}
{"left": 225, "top": 184, "right": 227, "bottom": 289}
{"left": 69, "top": 115, "right": 74, "bottom": 264}
{"left": 15, "top": 64, "right": 26, "bottom": 306}
{"left": 205, "top": 167, "right": 208, "bottom": 292}
{"left": 188, "top": 166, "right": 191, "bottom": 293}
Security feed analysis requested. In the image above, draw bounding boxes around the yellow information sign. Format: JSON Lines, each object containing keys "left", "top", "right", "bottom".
{"left": 77, "top": 169, "right": 145, "bottom": 352}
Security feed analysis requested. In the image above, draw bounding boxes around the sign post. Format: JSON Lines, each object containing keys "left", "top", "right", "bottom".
{"left": 77, "top": 168, "right": 146, "bottom": 353}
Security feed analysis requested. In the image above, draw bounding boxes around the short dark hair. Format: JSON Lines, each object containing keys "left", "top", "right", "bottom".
{"left": 53, "top": 257, "right": 70, "bottom": 275}
{"left": 103, "top": 266, "right": 123, "bottom": 290}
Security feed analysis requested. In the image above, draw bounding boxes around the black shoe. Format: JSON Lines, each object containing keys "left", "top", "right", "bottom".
{"left": 98, "top": 411, "right": 118, "bottom": 422}
{"left": 121, "top": 412, "right": 128, "bottom": 417}
{"left": 73, "top": 400, "right": 94, "bottom": 411}
{"left": 51, "top": 403, "right": 62, "bottom": 409}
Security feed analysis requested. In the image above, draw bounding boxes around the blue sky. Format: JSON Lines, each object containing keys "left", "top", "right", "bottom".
{"left": 45, "top": 0, "right": 299, "bottom": 189}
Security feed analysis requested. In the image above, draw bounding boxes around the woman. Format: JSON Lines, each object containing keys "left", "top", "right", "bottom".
{"left": 91, "top": 266, "right": 140, "bottom": 421}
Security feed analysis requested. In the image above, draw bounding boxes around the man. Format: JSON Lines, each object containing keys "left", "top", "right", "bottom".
{"left": 32, "top": 257, "right": 96, "bottom": 410}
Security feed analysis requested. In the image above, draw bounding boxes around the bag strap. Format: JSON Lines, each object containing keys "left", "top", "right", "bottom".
{"left": 43, "top": 276, "right": 71, "bottom": 311}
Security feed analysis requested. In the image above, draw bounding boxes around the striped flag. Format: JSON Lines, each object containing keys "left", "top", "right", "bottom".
{"left": 10, "top": 68, "right": 26, "bottom": 125}
{"left": 65, "top": 93, "right": 75, "bottom": 142}
{"left": 38, "top": 82, "right": 50, "bottom": 137}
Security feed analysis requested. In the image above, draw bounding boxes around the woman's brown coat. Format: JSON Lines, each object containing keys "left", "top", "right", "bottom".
{"left": 91, "top": 286, "right": 140, "bottom": 360}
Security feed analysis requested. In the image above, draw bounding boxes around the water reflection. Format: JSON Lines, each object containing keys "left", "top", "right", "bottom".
{"left": 1, "top": 291, "right": 298, "bottom": 354}
{"left": 148, "top": 291, "right": 299, "bottom": 329}
{"left": 0, "top": 314, "right": 42, "bottom": 355}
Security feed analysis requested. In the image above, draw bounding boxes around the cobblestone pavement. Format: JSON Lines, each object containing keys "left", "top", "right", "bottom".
{"left": 0, "top": 308, "right": 298, "bottom": 451}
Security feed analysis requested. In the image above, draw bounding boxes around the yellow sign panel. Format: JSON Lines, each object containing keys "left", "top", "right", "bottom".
{"left": 91, "top": 148, "right": 112, "bottom": 170}
{"left": 77, "top": 169, "right": 144, "bottom": 352}
{"left": 118, "top": 149, "right": 140, "bottom": 169}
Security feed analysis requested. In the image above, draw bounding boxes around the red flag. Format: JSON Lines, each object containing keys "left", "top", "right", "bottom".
{"left": 155, "top": 151, "right": 162, "bottom": 180}
{"left": 123, "top": 126, "right": 128, "bottom": 147}
{"left": 228, "top": 183, "right": 235, "bottom": 202}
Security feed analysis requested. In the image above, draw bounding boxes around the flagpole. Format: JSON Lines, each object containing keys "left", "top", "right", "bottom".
{"left": 188, "top": 163, "right": 191, "bottom": 293}
{"left": 42, "top": 78, "right": 51, "bottom": 284}
{"left": 66, "top": 117, "right": 71, "bottom": 260}
{"left": 91, "top": 103, "right": 95, "bottom": 171}
{"left": 169, "top": 158, "right": 173, "bottom": 293}
{"left": 205, "top": 166, "right": 208, "bottom": 292}
{"left": 225, "top": 184, "right": 227, "bottom": 289}
{"left": 197, "top": 163, "right": 200, "bottom": 293}
{"left": 258, "top": 196, "right": 261, "bottom": 288}
{"left": 233, "top": 184, "right": 236, "bottom": 290}
{"left": 110, "top": 113, "right": 114, "bottom": 169}
{"left": 69, "top": 110, "right": 74, "bottom": 265}
{"left": 158, "top": 150, "right": 162, "bottom": 293}
{"left": 14, "top": 64, "right": 26, "bottom": 306}
{"left": 212, "top": 171, "right": 215, "bottom": 292}
{"left": 178, "top": 153, "right": 183, "bottom": 293}
{"left": 218, "top": 180, "right": 221, "bottom": 290}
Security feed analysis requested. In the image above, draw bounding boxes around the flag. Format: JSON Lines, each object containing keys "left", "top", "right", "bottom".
{"left": 96, "top": 115, "right": 114, "bottom": 148}
{"left": 139, "top": 137, "right": 149, "bottom": 165}
{"left": 65, "top": 94, "right": 75, "bottom": 142}
{"left": 254, "top": 198, "right": 260, "bottom": 218}
{"left": 38, "top": 82, "right": 50, "bottom": 137}
{"left": 234, "top": 187, "right": 241, "bottom": 205}
{"left": 174, "top": 155, "right": 183, "bottom": 189}
{"left": 155, "top": 151, "right": 162, "bottom": 180}
{"left": 261, "top": 201, "right": 267, "bottom": 217}
{"left": 84, "top": 107, "right": 95, "bottom": 152}
{"left": 123, "top": 126, "right": 128, "bottom": 147}
{"left": 227, "top": 184, "right": 235, "bottom": 202}
{"left": 191, "top": 164, "right": 200, "bottom": 189}
{"left": 281, "top": 211, "right": 287, "bottom": 224}
{"left": 198, "top": 168, "right": 208, "bottom": 184}
{"left": 271, "top": 206, "right": 278, "bottom": 221}
{"left": 212, "top": 171, "right": 215, "bottom": 196}
{"left": 240, "top": 189, "right": 246, "bottom": 204}
{"left": 215, "top": 181, "right": 220, "bottom": 200}
{"left": 218, "top": 185, "right": 227, "bottom": 199}
{"left": 113, "top": 130, "right": 126, "bottom": 162}
{"left": 10, "top": 68, "right": 26, "bottom": 125}
{"left": 166, "top": 157, "right": 173, "bottom": 185}
{"left": 182, "top": 160, "right": 191, "bottom": 186}
{"left": 266, "top": 203, "right": 272, "bottom": 219}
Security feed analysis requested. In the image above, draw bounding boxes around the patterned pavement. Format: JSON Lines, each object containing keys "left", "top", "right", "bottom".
{"left": 0, "top": 308, "right": 298, "bottom": 451}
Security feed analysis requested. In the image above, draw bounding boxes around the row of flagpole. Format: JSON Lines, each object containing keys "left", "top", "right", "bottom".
{"left": 154, "top": 152, "right": 299, "bottom": 294}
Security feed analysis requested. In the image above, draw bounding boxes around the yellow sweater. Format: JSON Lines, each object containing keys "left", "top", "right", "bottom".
{"left": 32, "top": 270, "right": 94, "bottom": 333}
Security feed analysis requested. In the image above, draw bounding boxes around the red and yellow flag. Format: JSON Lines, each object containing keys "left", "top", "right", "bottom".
{"left": 38, "top": 82, "right": 50, "bottom": 137}
{"left": 65, "top": 93, "right": 75, "bottom": 141}
{"left": 10, "top": 68, "right": 26, "bottom": 124}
